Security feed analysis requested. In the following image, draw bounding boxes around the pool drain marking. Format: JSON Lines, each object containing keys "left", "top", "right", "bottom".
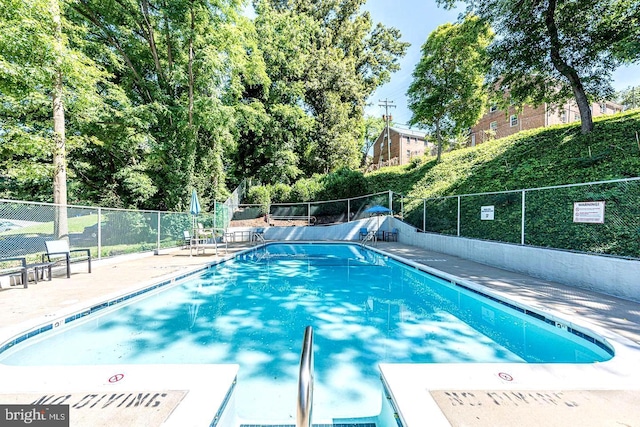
{"left": 498, "top": 372, "right": 513, "bottom": 381}
{"left": 109, "top": 373, "right": 124, "bottom": 383}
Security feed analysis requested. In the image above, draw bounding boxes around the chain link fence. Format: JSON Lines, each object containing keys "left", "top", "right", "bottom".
{"left": 2, "top": 178, "right": 637, "bottom": 261}
{"left": 228, "top": 191, "right": 394, "bottom": 226}
{"left": 0, "top": 200, "right": 225, "bottom": 262}
{"left": 402, "top": 177, "right": 640, "bottom": 259}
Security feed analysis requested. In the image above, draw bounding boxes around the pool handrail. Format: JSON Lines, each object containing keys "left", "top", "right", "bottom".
{"left": 297, "top": 325, "right": 314, "bottom": 427}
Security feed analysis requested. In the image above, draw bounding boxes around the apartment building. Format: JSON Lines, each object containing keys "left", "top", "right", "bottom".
{"left": 371, "top": 127, "right": 433, "bottom": 167}
{"left": 468, "top": 100, "right": 624, "bottom": 146}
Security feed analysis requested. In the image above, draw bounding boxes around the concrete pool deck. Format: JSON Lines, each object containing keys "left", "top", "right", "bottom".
{"left": 1, "top": 241, "right": 639, "bottom": 426}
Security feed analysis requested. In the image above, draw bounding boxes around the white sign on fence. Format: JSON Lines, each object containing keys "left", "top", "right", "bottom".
{"left": 573, "top": 201, "right": 605, "bottom": 223}
{"left": 481, "top": 205, "right": 495, "bottom": 220}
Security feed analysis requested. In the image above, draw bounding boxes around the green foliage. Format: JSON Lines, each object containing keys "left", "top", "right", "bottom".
{"left": 438, "top": 0, "right": 640, "bottom": 134}
{"left": 270, "top": 183, "right": 292, "bottom": 203}
{"left": 319, "top": 168, "right": 368, "bottom": 200}
{"left": 251, "top": 0, "right": 409, "bottom": 176}
{"left": 247, "top": 186, "right": 271, "bottom": 212}
{"left": 290, "top": 178, "right": 322, "bottom": 202}
{"left": 407, "top": 15, "right": 492, "bottom": 161}
{"left": 368, "top": 110, "right": 640, "bottom": 257}
{"left": 616, "top": 87, "right": 640, "bottom": 111}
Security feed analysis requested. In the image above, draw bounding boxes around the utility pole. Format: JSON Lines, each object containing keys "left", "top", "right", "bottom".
{"left": 379, "top": 99, "right": 396, "bottom": 165}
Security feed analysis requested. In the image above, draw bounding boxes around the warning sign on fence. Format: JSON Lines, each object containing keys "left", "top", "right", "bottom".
{"left": 573, "top": 201, "right": 605, "bottom": 223}
{"left": 481, "top": 206, "right": 495, "bottom": 221}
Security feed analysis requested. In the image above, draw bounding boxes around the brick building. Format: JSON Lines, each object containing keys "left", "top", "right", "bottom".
{"left": 468, "top": 100, "right": 624, "bottom": 146}
{"left": 371, "top": 127, "right": 433, "bottom": 167}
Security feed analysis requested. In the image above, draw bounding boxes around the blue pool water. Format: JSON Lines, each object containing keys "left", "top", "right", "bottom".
{"left": 0, "top": 243, "right": 612, "bottom": 420}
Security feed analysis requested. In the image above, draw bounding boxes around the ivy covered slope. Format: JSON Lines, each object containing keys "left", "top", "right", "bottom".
{"left": 366, "top": 109, "right": 640, "bottom": 198}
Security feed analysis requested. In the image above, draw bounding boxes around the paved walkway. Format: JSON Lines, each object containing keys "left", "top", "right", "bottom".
{"left": 0, "top": 244, "right": 251, "bottom": 327}
{"left": 376, "top": 242, "right": 640, "bottom": 345}
{"left": 1, "top": 240, "right": 639, "bottom": 427}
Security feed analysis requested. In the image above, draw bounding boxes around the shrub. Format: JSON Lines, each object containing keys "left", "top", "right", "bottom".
{"left": 320, "top": 168, "right": 368, "bottom": 200}
{"left": 271, "top": 183, "right": 292, "bottom": 203}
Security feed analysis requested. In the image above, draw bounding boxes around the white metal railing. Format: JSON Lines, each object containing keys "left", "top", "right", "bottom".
{"left": 296, "top": 326, "right": 314, "bottom": 427}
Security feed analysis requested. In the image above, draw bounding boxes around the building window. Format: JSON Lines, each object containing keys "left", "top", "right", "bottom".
{"left": 471, "top": 134, "right": 476, "bottom": 147}
{"left": 406, "top": 150, "right": 411, "bottom": 159}
{"left": 600, "top": 103, "right": 606, "bottom": 114}
{"left": 561, "top": 110, "right": 567, "bottom": 123}
{"left": 574, "top": 113, "right": 580, "bottom": 122}
{"left": 490, "top": 121, "right": 498, "bottom": 131}
{"left": 510, "top": 114, "right": 518, "bottom": 127}
{"left": 489, "top": 105, "right": 498, "bottom": 113}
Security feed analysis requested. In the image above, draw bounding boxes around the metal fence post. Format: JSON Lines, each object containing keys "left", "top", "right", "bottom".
{"left": 156, "top": 211, "right": 161, "bottom": 254}
{"left": 521, "top": 190, "right": 526, "bottom": 245}
{"left": 97, "top": 207, "right": 102, "bottom": 260}
{"left": 423, "top": 199, "right": 426, "bottom": 232}
{"left": 347, "top": 198, "right": 351, "bottom": 222}
{"left": 457, "top": 196, "right": 461, "bottom": 237}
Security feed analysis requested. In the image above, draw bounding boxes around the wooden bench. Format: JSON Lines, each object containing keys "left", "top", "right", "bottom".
{"left": 43, "top": 239, "right": 92, "bottom": 278}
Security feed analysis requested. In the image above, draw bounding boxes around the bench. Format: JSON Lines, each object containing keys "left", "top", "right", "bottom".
{"left": 43, "top": 239, "right": 92, "bottom": 278}
{"left": 0, "top": 257, "right": 28, "bottom": 288}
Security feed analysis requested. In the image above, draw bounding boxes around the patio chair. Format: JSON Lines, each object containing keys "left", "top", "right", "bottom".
{"left": 43, "top": 239, "right": 92, "bottom": 278}
{"left": 183, "top": 230, "right": 191, "bottom": 249}
{"left": 388, "top": 228, "right": 399, "bottom": 242}
{"left": 359, "top": 228, "right": 369, "bottom": 239}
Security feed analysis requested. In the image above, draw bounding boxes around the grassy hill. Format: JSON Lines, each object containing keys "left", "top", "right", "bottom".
{"left": 365, "top": 109, "right": 640, "bottom": 198}
{"left": 364, "top": 110, "right": 640, "bottom": 258}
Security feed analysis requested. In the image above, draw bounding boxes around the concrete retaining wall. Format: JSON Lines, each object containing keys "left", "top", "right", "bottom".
{"left": 394, "top": 219, "right": 640, "bottom": 303}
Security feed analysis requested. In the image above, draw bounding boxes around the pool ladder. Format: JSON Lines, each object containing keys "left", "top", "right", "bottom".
{"left": 297, "top": 326, "right": 314, "bottom": 427}
{"left": 360, "top": 230, "right": 376, "bottom": 247}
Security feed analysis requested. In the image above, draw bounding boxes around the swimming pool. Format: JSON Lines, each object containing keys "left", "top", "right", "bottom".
{"left": 0, "top": 243, "right": 614, "bottom": 422}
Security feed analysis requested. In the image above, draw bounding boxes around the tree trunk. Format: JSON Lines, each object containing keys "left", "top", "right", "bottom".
{"left": 435, "top": 120, "right": 443, "bottom": 163}
{"left": 544, "top": 0, "right": 593, "bottom": 134}
{"left": 188, "top": 1, "right": 194, "bottom": 127}
{"left": 52, "top": 0, "right": 68, "bottom": 240}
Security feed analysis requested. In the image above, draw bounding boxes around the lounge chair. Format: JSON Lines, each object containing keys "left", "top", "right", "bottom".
{"left": 43, "top": 239, "right": 92, "bottom": 278}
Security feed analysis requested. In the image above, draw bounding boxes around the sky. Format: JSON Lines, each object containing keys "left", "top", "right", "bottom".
{"left": 362, "top": 0, "right": 640, "bottom": 128}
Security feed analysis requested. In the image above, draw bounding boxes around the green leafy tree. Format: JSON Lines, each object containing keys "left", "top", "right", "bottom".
{"left": 407, "top": 15, "right": 492, "bottom": 162}
{"left": 616, "top": 86, "right": 639, "bottom": 110}
{"left": 362, "top": 116, "right": 385, "bottom": 166}
{"left": 69, "top": 0, "right": 267, "bottom": 210}
{"left": 230, "top": 2, "right": 314, "bottom": 186}
{"left": 0, "top": 0, "right": 112, "bottom": 236}
{"left": 438, "top": 0, "right": 640, "bottom": 134}
{"left": 253, "top": 0, "right": 409, "bottom": 176}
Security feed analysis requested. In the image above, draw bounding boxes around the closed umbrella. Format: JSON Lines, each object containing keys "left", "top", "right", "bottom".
{"left": 190, "top": 189, "right": 201, "bottom": 230}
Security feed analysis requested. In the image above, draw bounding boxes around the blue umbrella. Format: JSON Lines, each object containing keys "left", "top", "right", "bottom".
{"left": 364, "top": 205, "right": 391, "bottom": 215}
{"left": 364, "top": 205, "right": 391, "bottom": 236}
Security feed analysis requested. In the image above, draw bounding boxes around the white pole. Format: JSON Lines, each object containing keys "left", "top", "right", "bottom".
{"left": 521, "top": 190, "right": 526, "bottom": 245}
